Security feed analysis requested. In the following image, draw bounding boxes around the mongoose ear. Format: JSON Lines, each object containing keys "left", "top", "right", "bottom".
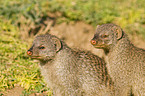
{"left": 52, "top": 37, "right": 62, "bottom": 52}
{"left": 112, "top": 26, "right": 122, "bottom": 40}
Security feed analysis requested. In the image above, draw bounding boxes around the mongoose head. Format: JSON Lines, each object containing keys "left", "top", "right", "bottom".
{"left": 91, "top": 23, "right": 123, "bottom": 51}
{"left": 27, "top": 34, "right": 62, "bottom": 61}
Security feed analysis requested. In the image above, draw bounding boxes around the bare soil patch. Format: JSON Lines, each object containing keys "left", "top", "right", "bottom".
{"left": 1, "top": 86, "right": 24, "bottom": 96}
{"left": 49, "top": 22, "right": 104, "bottom": 57}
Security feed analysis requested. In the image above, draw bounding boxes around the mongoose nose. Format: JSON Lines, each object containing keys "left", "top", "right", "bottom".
{"left": 27, "top": 50, "right": 33, "bottom": 56}
{"left": 91, "top": 40, "right": 97, "bottom": 45}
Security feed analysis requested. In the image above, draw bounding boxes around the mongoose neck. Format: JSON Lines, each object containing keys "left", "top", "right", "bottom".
{"left": 108, "top": 34, "right": 133, "bottom": 55}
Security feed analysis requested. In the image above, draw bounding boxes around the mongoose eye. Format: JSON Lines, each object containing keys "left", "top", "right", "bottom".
{"left": 38, "top": 45, "right": 45, "bottom": 49}
{"left": 101, "top": 34, "right": 109, "bottom": 38}
{"left": 91, "top": 40, "right": 97, "bottom": 45}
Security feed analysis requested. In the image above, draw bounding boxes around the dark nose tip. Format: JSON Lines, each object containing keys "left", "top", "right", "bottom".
{"left": 90, "top": 40, "right": 97, "bottom": 45}
{"left": 27, "top": 50, "right": 33, "bottom": 56}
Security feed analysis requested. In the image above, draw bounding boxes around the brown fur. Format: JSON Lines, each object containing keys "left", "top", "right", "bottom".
{"left": 27, "top": 34, "right": 114, "bottom": 96}
{"left": 91, "top": 23, "right": 145, "bottom": 96}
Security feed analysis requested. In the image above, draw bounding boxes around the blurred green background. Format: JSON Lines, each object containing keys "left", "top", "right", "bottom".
{"left": 0, "top": 0, "right": 145, "bottom": 95}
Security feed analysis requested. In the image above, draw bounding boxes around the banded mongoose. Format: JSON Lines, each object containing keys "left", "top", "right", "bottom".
{"left": 91, "top": 23, "right": 145, "bottom": 96}
{"left": 27, "top": 34, "right": 114, "bottom": 96}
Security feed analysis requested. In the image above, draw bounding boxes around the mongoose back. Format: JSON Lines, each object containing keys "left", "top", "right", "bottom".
{"left": 91, "top": 23, "right": 145, "bottom": 96}
{"left": 27, "top": 34, "right": 115, "bottom": 96}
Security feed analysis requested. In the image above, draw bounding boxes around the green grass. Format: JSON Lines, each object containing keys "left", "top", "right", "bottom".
{"left": 0, "top": 21, "right": 51, "bottom": 95}
{"left": 0, "top": 0, "right": 145, "bottom": 95}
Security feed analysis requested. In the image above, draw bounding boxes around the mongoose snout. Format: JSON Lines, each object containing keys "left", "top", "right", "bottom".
{"left": 27, "top": 50, "right": 33, "bottom": 56}
{"left": 90, "top": 40, "right": 97, "bottom": 45}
